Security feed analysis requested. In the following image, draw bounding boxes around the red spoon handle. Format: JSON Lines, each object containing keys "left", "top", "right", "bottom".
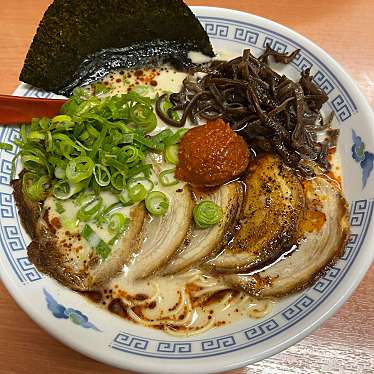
{"left": 0, "top": 94, "right": 68, "bottom": 125}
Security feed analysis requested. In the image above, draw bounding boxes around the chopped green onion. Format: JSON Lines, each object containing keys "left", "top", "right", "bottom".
{"left": 102, "top": 201, "right": 125, "bottom": 216}
{"left": 105, "top": 158, "right": 127, "bottom": 172}
{"left": 95, "top": 211, "right": 108, "bottom": 227}
{"left": 60, "top": 216, "right": 78, "bottom": 230}
{"left": 38, "top": 117, "right": 51, "bottom": 130}
{"left": 145, "top": 191, "right": 169, "bottom": 216}
{"left": 162, "top": 98, "right": 180, "bottom": 121}
{"left": 75, "top": 96, "right": 101, "bottom": 116}
{"left": 59, "top": 141, "right": 75, "bottom": 160}
{"left": 159, "top": 168, "right": 178, "bottom": 186}
{"left": 120, "top": 145, "right": 143, "bottom": 166}
{"left": 52, "top": 180, "right": 84, "bottom": 200}
{"left": 77, "top": 195, "right": 103, "bottom": 221}
{"left": 51, "top": 114, "right": 73, "bottom": 125}
{"left": 127, "top": 163, "right": 152, "bottom": 179}
{"left": 132, "top": 85, "right": 155, "bottom": 97}
{"left": 20, "top": 124, "right": 28, "bottom": 141}
{"left": 86, "top": 123, "right": 100, "bottom": 138}
{"left": 22, "top": 173, "right": 49, "bottom": 201}
{"left": 92, "top": 83, "right": 111, "bottom": 95}
{"left": 108, "top": 212, "right": 129, "bottom": 235}
{"left": 93, "top": 164, "right": 111, "bottom": 186}
{"left": 81, "top": 224, "right": 111, "bottom": 259}
{"left": 127, "top": 177, "right": 154, "bottom": 193}
{"left": 129, "top": 102, "right": 157, "bottom": 133}
{"left": 89, "top": 125, "right": 108, "bottom": 160}
{"left": 128, "top": 183, "right": 148, "bottom": 203}
{"left": 0, "top": 142, "right": 13, "bottom": 152}
{"left": 111, "top": 171, "right": 127, "bottom": 190}
{"left": 54, "top": 199, "right": 65, "bottom": 214}
{"left": 113, "top": 132, "right": 134, "bottom": 145}
{"left": 10, "top": 90, "right": 186, "bottom": 203}
{"left": 21, "top": 153, "right": 48, "bottom": 172}
{"left": 193, "top": 201, "right": 223, "bottom": 229}
{"left": 95, "top": 201, "right": 126, "bottom": 227}
{"left": 91, "top": 176, "right": 101, "bottom": 195}
{"left": 60, "top": 88, "right": 87, "bottom": 116}
{"left": 163, "top": 128, "right": 188, "bottom": 146}
{"left": 10, "top": 151, "right": 20, "bottom": 180}
{"left": 152, "top": 129, "right": 173, "bottom": 145}
{"left": 119, "top": 187, "right": 133, "bottom": 206}
{"left": 108, "top": 233, "right": 123, "bottom": 246}
{"left": 54, "top": 166, "right": 66, "bottom": 179}
{"left": 28, "top": 131, "right": 45, "bottom": 141}
{"left": 49, "top": 156, "right": 66, "bottom": 169}
{"left": 96, "top": 240, "right": 112, "bottom": 259}
{"left": 72, "top": 191, "right": 95, "bottom": 206}
{"left": 165, "top": 144, "right": 179, "bottom": 164}
{"left": 45, "top": 131, "right": 53, "bottom": 152}
{"left": 132, "top": 133, "right": 163, "bottom": 151}
{"left": 66, "top": 156, "right": 94, "bottom": 183}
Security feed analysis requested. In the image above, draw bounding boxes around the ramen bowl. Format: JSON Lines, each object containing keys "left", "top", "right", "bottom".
{"left": 0, "top": 6, "right": 373, "bottom": 374}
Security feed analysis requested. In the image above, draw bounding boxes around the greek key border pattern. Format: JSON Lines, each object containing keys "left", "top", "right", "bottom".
{"left": 0, "top": 126, "right": 42, "bottom": 284}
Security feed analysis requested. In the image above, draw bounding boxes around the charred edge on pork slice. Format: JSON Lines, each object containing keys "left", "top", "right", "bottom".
{"left": 206, "top": 154, "right": 305, "bottom": 273}
{"left": 223, "top": 176, "right": 350, "bottom": 298}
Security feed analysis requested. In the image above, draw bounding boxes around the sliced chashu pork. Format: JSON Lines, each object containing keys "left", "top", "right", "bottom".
{"left": 223, "top": 176, "right": 350, "bottom": 297}
{"left": 163, "top": 182, "right": 243, "bottom": 275}
{"left": 207, "top": 154, "right": 304, "bottom": 273}
{"left": 13, "top": 178, "right": 146, "bottom": 291}
{"left": 126, "top": 184, "right": 193, "bottom": 279}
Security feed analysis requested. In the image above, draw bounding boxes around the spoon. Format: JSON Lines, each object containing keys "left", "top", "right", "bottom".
{"left": 0, "top": 94, "right": 68, "bottom": 125}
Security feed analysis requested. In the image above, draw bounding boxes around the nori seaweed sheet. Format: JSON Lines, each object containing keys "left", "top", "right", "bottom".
{"left": 20, "top": 0, "right": 214, "bottom": 95}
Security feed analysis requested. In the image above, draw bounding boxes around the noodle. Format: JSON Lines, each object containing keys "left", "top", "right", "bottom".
{"left": 103, "top": 268, "right": 274, "bottom": 335}
{"left": 113, "top": 282, "right": 160, "bottom": 307}
{"left": 219, "top": 291, "right": 235, "bottom": 312}
{"left": 238, "top": 295, "right": 251, "bottom": 307}
{"left": 178, "top": 270, "right": 202, "bottom": 284}
{"left": 191, "top": 284, "right": 231, "bottom": 298}
{"left": 168, "top": 288, "right": 188, "bottom": 316}
{"left": 247, "top": 300, "right": 273, "bottom": 319}
{"left": 132, "top": 283, "right": 160, "bottom": 307}
{"left": 193, "top": 280, "right": 220, "bottom": 288}
{"left": 126, "top": 289, "right": 194, "bottom": 327}
{"left": 164, "top": 316, "right": 216, "bottom": 337}
{"left": 105, "top": 267, "right": 274, "bottom": 335}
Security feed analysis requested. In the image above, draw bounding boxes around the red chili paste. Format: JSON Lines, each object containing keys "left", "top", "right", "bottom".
{"left": 176, "top": 119, "right": 250, "bottom": 186}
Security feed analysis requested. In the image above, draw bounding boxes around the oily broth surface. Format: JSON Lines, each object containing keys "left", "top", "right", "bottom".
{"left": 92, "top": 269, "right": 272, "bottom": 336}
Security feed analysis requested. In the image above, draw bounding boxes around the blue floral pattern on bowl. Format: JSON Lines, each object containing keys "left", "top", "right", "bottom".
{"left": 43, "top": 289, "right": 101, "bottom": 332}
{"left": 351, "top": 129, "right": 374, "bottom": 188}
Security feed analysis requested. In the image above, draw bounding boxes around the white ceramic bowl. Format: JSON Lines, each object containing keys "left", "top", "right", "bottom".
{"left": 1, "top": 6, "right": 373, "bottom": 374}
